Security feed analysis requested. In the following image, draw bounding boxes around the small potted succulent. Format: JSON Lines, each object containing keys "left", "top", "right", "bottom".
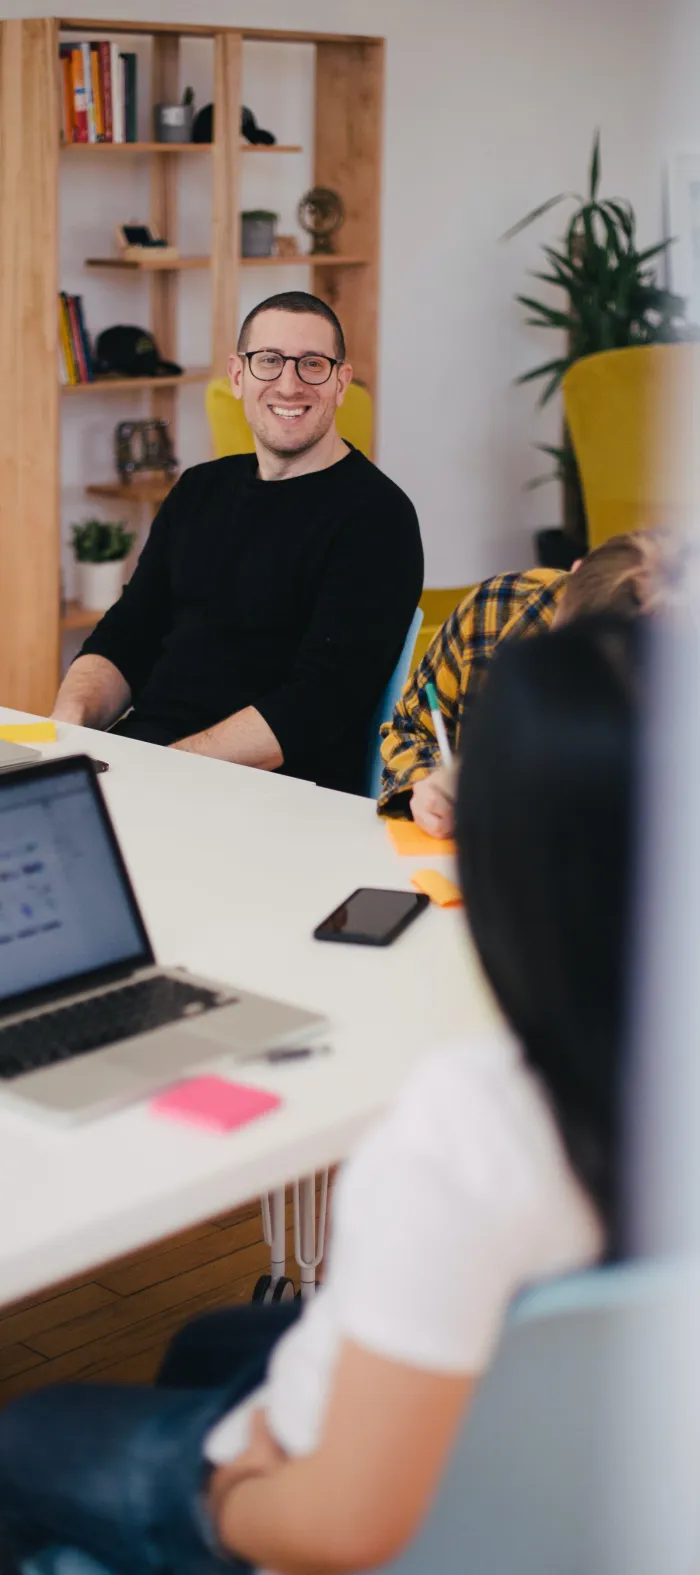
{"left": 154, "top": 84, "right": 195, "bottom": 144}
{"left": 71, "top": 519, "right": 135, "bottom": 612}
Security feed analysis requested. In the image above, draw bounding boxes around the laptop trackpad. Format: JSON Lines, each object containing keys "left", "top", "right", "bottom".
{"left": 110, "top": 1027, "right": 223, "bottom": 1077}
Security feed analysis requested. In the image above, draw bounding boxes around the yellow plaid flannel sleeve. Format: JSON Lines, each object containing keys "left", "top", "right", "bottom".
{"left": 377, "top": 570, "right": 566, "bottom": 815}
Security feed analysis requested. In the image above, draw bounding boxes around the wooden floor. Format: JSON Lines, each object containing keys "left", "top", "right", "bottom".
{"left": 0, "top": 1197, "right": 298, "bottom": 1407}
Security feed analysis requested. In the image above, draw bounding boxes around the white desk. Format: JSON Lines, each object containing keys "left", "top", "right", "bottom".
{"left": 0, "top": 709, "right": 499, "bottom": 1306}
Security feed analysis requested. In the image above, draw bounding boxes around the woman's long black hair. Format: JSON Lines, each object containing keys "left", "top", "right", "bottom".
{"left": 456, "top": 616, "right": 643, "bottom": 1229}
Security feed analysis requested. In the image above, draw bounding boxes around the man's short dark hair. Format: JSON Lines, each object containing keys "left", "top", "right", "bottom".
{"left": 237, "top": 291, "right": 346, "bottom": 362}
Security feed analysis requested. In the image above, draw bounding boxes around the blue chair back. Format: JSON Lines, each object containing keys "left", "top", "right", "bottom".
{"left": 366, "top": 1261, "right": 698, "bottom": 1575}
{"left": 365, "top": 608, "right": 423, "bottom": 799}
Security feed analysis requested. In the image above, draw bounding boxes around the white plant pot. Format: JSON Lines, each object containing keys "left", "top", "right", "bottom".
{"left": 77, "top": 559, "right": 126, "bottom": 613}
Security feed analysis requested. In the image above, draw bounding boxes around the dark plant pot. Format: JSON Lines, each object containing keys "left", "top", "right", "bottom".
{"left": 535, "top": 529, "right": 580, "bottom": 570}
{"left": 241, "top": 215, "right": 276, "bottom": 257}
{"left": 154, "top": 104, "right": 194, "bottom": 143}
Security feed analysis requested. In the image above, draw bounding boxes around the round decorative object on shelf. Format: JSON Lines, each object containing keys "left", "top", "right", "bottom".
{"left": 297, "top": 187, "right": 344, "bottom": 255}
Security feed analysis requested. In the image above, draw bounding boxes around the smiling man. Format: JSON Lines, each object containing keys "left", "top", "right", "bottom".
{"left": 53, "top": 293, "right": 423, "bottom": 794}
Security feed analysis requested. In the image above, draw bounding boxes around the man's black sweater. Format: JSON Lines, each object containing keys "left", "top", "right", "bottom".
{"left": 81, "top": 448, "right": 423, "bottom": 795}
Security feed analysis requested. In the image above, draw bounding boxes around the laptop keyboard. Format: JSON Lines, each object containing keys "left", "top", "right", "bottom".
{"left": 0, "top": 976, "right": 225, "bottom": 1080}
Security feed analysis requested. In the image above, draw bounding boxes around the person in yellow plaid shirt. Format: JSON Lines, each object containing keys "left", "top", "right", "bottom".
{"left": 378, "top": 533, "right": 667, "bottom": 832}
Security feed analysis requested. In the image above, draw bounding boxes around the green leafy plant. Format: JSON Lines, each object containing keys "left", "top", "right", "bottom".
{"left": 182, "top": 85, "right": 195, "bottom": 107}
{"left": 504, "top": 131, "right": 691, "bottom": 545}
{"left": 71, "top": 519, "right": 135, "bottom": 564}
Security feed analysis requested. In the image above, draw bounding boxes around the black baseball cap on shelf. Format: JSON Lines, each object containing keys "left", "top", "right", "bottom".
{"left": 192, "top": 103, "right": 276, "bottom": 145}
{"left": 95, "top": 326, "right": 182, "bottom": 379}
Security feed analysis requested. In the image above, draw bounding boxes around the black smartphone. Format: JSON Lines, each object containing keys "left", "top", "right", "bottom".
{"left": 313, "top": 887, "right": 430, "bottom": 947}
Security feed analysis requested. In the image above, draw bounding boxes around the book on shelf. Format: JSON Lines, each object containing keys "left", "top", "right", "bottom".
{"left": 59, "top": 42, "right": 137, "bottom": 145}
{"left": 58, "top": 293, "right": 94, "bottom": 386}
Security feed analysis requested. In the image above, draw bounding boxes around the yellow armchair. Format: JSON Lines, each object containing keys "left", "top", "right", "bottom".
{"left": 206, "top": 377, "right": 374, "bottom": 460}
{"left": 563, "top": 345, "right": 700, "bottom": 549}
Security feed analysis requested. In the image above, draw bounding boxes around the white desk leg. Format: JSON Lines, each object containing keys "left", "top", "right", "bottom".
{"left": 261, "top": 1187, "right": 287, "bottom": 1284}
{"left": 293, "top": 1171, "right": 329, "bottom": 1300}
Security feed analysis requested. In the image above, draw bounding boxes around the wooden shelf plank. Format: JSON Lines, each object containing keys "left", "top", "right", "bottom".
{"left": 59, "top": 18, "right": 233, "bottom": 37}
{"left": 86, "top": 479, "right": 177, "bottom": 504}
{"left": 61, "top": 142, "right": 302, "bottom": 154}
{"left": 85, "top": 255, "right": 209, "bottom": 271}
{"left": 61, "top": 602, "right": 103, "bottom": 632}
{"left": 85, "top": 255, "right": 365, "bottom": 274}
{"left": 59, "top": 19, "right": 382, "bottom": 44}
{"left": 61, "top": 141, "right": 208, "bottom": 153}
{"left": 61, "top": 367, "right": 211, "bottom": 396}
{"left": 242, "top": 254, "right": 367, "bottom": 267}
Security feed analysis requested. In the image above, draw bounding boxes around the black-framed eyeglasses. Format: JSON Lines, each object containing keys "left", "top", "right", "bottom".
{"left": 243, "top": 350, "right": 340, "bottom": 386}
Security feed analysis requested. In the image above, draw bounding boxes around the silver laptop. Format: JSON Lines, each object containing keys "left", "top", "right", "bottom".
{"left": 0, "top": 755, "right": 326, "bottom": 1123}
{"left": 0, "top": 740, "right": 41, "bottom": 773}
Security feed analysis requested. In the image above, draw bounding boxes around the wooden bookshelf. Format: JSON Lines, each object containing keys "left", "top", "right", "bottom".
{"left": 0, "top": 17, "right": 385, "bottom": 714}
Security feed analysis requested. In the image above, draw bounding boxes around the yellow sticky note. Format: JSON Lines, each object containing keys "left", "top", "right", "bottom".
{"left": 386, "top": 820, "right": 456, "bottom": 858}
{"left": 0, "top": 722, "right": 56, "bottom": 743}
{"left": 412, "top": 869, "right": 463, "bottom": 907}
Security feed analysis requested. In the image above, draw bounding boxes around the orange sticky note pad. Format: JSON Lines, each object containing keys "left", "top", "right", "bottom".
{"left": 386, "top": 820, "right": 456, "bottom": 857}
{"left": 411, "top": 869, "right": 463, "bottom": 907}
{"left": 151, "top": 1076, "right": 281, "bottom": 1133}
{"left": 0, "top": 722, "right": 56, "bottom": 744}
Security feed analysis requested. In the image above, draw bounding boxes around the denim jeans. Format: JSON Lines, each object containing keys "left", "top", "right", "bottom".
{"left": 0, "top": 1302, "right": 301, "bottom": 1575}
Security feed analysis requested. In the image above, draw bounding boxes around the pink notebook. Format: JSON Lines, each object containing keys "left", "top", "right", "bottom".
{"left": 151, "top": 1076, "right": 281, "bottom": 1133}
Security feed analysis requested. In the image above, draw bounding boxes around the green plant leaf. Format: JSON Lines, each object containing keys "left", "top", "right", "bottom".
{"left": 525, "top": 471, "right": 558, "bottom": 490}
{"left": 500, "top": 193, "right": 578, "bottom": 243}
{"left": 634, "top": 238, "right": 674, "bottom": 266}
{"left": 539, "top": 365, "right": 572, "bottom": 405}
{"left": 603, "top": 200, "right": 635, "bottom": 240}
{"left": 589, "top": 129, "right": 601, "bottom": 200}
{"left": 514, "top": 357, "right": 569, "bottom": 386}
{"left": 516, "top": 295, "right": 576, "bottom": 329}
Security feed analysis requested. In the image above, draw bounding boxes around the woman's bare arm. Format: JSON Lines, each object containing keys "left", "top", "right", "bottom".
{"left": 212, "top": 1340, "right": 474, "bottom": 1575}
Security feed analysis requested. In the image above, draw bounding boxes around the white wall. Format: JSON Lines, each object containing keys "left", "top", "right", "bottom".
{"left": 2, "top": 0, "right": 682, "bottom": 585}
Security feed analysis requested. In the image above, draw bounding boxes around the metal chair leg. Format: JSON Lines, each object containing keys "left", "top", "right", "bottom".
{"left": 293, "top": 1171, "right": 329, "bottom": 1300}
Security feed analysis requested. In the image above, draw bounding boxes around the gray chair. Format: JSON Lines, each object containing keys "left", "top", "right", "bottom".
{"left": 367, "top": 1261, "right": 699, "bottom": 1575}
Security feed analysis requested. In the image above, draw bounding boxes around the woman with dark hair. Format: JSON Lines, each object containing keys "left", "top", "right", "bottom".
{"left": 457, "top": 615, "right": 637, "bottom": 1228}
{"left": 0, "top": 618, "right": 640, "bottom": 1575}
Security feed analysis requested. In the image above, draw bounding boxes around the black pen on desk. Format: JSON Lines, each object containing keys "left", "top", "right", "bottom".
{"left": 248, "top": 1044, "right": 331, "bottom": 1065}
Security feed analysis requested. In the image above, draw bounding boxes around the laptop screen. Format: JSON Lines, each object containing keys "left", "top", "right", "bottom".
{"left": 0, "top": 761, "right": 150, "bottom": 1006}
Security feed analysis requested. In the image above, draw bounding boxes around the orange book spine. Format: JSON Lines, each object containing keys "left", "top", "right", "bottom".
{"left": 70, "top": 47, "right": 88, "bottom": 143}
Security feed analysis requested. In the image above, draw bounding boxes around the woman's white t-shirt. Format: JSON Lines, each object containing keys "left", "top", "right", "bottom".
{"left": 206, "top": 1032, "right": 603, "bottom": 1463}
